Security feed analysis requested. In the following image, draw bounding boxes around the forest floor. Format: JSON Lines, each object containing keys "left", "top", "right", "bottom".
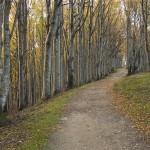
{"left": 46, "top": 68, "right": 150, "bottom": 150}
{"left": 0, "top": 69, "right": 150, "bottom": 150}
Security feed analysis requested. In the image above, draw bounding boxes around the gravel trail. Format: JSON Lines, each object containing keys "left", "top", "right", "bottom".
{"left": 46, "top": 69, "right": 150, "bottom": 150}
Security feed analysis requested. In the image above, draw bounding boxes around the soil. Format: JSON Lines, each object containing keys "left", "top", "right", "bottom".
{"left": 46, "top": 69, "right": 150, "bottom": 150}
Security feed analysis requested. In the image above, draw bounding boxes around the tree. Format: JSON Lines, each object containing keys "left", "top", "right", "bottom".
{"left": 18, "top": 0, "right": 28, "bottom": 109}
{"left": 0, "top": 0, "right": 11, "bottom": 115}
{"left": 0, "top": 0, "right": 124, "bottom": 114}
{"left": 42, "top": 0, "right": 63, "bottom": 98}
{"left": 123, "top": 0, "right": 150, "bottom": 74}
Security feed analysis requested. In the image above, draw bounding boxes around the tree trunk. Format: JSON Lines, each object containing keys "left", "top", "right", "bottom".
{"left": 141, "top": 0, "right": 149, "bottom": 71}
{"left": 79, "top": 0, "right": 84, "bottom": 85}
{"left": 0, "top": 0, "right": 11, "bottom": 115}
{"left": 55, "top": 1, "right": 62, "bottom": 93}
{"left": 42, "top": 0, "right": 62, "bottom": 98}
{"left": 0, "top": 0, "right": 3, "bottom": 85}
{"left": 18, "top": 0, "right": 27, "bottom": 109}
{"left": 60, "top": 6, "right": 64, "bottom": 91}
{"left": 68, "top": 0, "right": 75, "bottom": 88}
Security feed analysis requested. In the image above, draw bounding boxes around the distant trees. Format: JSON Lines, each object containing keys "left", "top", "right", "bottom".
{"left": 123, "top": 0, "right": 150, "bottom": 74}
{"left": 0, "top": 0, "right": 124, "bottom": 115}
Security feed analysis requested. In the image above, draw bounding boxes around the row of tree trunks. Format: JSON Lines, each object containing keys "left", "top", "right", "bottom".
{"left": 124, "top": 0, "right": 150, "bottom": 75}
{"left": 0, "top": 0, "right": 124, "bottom": 114}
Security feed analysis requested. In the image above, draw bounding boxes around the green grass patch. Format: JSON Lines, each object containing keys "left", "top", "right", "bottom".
{"left": 114, "top": 72, "right": 150, "bottom": 135}
{"left": 0, "top": 115, "right": 6, "bottom": 122}
{"left": 0, "top": 83, "right": 92, "bottom": 150}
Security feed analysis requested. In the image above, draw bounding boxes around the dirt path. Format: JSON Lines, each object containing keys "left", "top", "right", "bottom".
{"left": 46, "top": 69, "right": 150, "bottom": 150}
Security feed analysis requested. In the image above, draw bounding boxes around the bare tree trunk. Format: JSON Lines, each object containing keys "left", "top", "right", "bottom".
{"left": 125, "top": 2, "right": 134, "bottom": 74}
{"left": 79, "top": 0, "right": 84, "bottom": 85}
{"left": 88, "top": 0, "right": 93, "bottom": 82}
{"left": 141, "top": 0, "right": 149, "bottom": 71}
{"left": 68, "top": 0, "right": 75, "bottom": 88}
{"left": 60, "top": 6, "right": 64, "bottom": 91}
{"left": 18, "top": 0, "right": 27, "bottom": 109}
{"left": 42, "top": 0, "right": 62, "bottom": 99}
{"left": 0, "top": 0, "right": 11, "bottom": 115}
{"left": 0, "top": 0, "right": 3, "bottom": 85}
{"left": 55, "top": 1, "right": 62, "bottom": 93}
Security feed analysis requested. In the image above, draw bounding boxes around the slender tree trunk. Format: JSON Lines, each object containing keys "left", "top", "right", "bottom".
{"left": 88, "top": 0, "right": 93, "bottom": 82}
{"left": 55, "top": 1, "right": 62, "bottom": 93}
{"left": 0, "top": 0, "right": 3, "bottom": 115}
{"left": 0, "top": 0, "right": 4, "bottom": 114}
{"left": 42, "top": 0, "right": 62, "bottom": 99}
{"left": 0, "top": 0, "right": 11, "bottom": 115}
{"left": 18, "top": 0, "right": 27, "bottom": 109}
{"left": 141, "top": 0, "right": 149, "bottom": 71}
{"left": 0, "top": 0, "right": 3, "bottom": 85}
{"left": 60, "top": 6, "right": 64, "bottom": 91}
{"left": 68, "top": 0, "right": 75, "bottom": 88}
{"left": 79, "top": 0, "right": 84, "bottom": 85}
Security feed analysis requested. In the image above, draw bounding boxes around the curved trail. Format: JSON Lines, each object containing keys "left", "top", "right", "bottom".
{"left": 46, "top": 69, "right": 150, "bottom": 150}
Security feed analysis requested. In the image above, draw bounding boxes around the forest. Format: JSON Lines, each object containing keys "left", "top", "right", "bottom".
{"left": 0, "top": 0, "right": 150, "bottom": 149}
{"left": 0, "top": 0, "right": 149, "bottom": 114}
{"left": 0, "top": 0, "right": 125, "bottom": 115}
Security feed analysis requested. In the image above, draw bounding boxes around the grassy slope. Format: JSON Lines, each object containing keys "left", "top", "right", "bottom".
{"left": 114, "top": 72, "right": 150, "bottom": 136}
{"left": 0, "top": 84, "right": 92, "bottom": 150}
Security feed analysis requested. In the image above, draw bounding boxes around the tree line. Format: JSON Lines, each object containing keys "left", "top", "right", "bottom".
{"left": 123, "top": 0, "right": 150, "bottom": 74}
{"left": 0, "top": 0, "right": 124, "bottom": 115}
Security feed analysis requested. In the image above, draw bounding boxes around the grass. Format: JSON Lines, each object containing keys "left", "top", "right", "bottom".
{"left": 0, "top": 115, "right": 6, "bottom": 122}
{"left": 0, "top": 83, "right": 92, "bottom": 150}
{"left": 114, "top": 72, "right": 150, "bottom": 136}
